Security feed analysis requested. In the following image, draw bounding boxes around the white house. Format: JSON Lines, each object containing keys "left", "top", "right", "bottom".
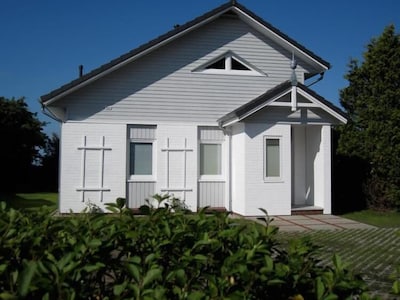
{"left": 41, "top": 1, "right": 346, "bottom": 216}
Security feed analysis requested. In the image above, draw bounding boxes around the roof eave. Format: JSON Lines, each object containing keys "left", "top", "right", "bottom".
{"left": 231, "top": 4, "right": 331, "bottom": 71}
{"left": 41, "top": 3, "right": 234, "bottom": 105}
{"left": 41, "top": 1, "right": 331, "bottom": 105}
{"left": 218, "top": 82, "right": 347, "bottom": 127}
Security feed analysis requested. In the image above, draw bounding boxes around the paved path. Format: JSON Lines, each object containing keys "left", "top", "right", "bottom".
{"left": 264, "top": 214, "right": 375, "bottom": 231}
{"left": 279, "top": 227, "right": 400, "bottom": 299}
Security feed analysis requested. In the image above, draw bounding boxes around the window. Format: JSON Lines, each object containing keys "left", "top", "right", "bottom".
{"left": 128, "top": 125, "right": 156, "bottom": 179}
{"left": 200, "top": 143, "right": 222, "bottom": 175}
{"left": 265, "top": 138, "right": 280, "bottom": 178}
{"left": 198, "top": 126, "right": 225, "bottom": 178}
{"left": 130, "top": 143, "right": 152, "bottom": 175}
{"left": 231, "top": 57, "right": 250, "bottom": 70}
{"left": 205, "top": 55, "right": 250, "bottom": 71}
{"left": 206, "top": 58, "right": 225, "bottom": 70}
{"left": 194, "top": 51, "right": 265, "bottom": 76}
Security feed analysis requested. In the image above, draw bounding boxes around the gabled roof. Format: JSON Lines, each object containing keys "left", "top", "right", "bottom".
{"left": 217, "top": 81, "right": 348, "bottom": 126}
{"left": 41, "top": 1, "right": 331, "bottom": 105}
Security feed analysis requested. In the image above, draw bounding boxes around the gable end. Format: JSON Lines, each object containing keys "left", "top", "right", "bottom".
{"left": 41, "top": 1, "right": 331, "bottom": 106}
{"left": 218, "top": 81, "right": 347, "bottom": 126}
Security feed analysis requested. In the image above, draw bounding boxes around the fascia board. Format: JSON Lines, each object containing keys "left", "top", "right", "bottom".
{"left": 42, "top": 7, "right": 232, "bottom": 106}
{"left": 297, "top": 88, "right": 347, "bottom": 124}
{"left": 220, "top": 88, "right": 291, "bottom": 127}
{"left": 232, "top": 7, "right": 329, "bottom": 72}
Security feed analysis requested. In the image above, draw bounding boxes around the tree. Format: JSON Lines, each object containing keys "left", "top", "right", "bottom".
{"left": 40, "top": 133, "right": 60, "bottom": 192}
{"left": 0, "top": 97, "right": 47, "bottom": 192}
{"left": 338, "top": 24, "right": 400, "bottom": 209}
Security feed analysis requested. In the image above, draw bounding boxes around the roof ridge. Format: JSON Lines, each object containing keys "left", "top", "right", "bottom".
{"left": 41, "top": 1, "right": 330, "bottom": 104}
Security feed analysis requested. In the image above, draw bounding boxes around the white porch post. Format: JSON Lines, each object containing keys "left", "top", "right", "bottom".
{"left": 322, "top": 125, "right": 332, "bottom": 214}
{"left": 291, "top": 86, "right": 297, "bottom": 111}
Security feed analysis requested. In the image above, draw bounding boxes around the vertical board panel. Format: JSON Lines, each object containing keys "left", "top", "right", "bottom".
{"left": 198, "top": 182, "right": 225, "bottom": 208}
{"left": 129, "top": 125, "right": 156, "bottom": 139}
{"left": 128, "top": 182, "right": 156, "bottom": 208}
{"left": 199, "top": 126, "right": 225, "bottom": 141}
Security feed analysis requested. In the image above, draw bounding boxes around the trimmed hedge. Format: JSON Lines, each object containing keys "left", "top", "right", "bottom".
{"left": 0, "top": 196, "right": 371, "bottom": 299}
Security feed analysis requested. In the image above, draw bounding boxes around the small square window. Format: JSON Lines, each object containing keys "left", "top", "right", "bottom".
{"left": 200, "top": 144, "right": 222, "bottom": 175}
{"left": 130, "top": 142, "right": 153, "bottom": 175}
{"left": 265, "top": 138, "right": 280, "bottom": 178}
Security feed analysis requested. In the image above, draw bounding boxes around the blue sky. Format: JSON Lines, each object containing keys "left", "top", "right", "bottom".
{"left": 1, "top": 0, "right": 399, "bottom": 135}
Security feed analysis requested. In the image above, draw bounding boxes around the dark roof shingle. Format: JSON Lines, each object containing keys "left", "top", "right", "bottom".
{"left": 41, "top": 1, "right": 330, "bottom": 104}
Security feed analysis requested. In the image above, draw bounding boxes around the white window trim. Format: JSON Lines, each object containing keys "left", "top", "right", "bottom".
{"left": 200, "top": 68, "right": 262, "bottom": 76}
{"left": 129, "top": 139, "right": 157, "bottom": 182}
{"left": 263, "top": 136, "right": 283, "bottom": 182}
{"left": 193, "top": 51, "right": 266, "bottom": 77}
{"left": 199, "top": 140, "right": 225, "bottom": 181}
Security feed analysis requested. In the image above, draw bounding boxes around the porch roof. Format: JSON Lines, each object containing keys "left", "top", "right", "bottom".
{"left": 217, "top": 81, "right": 348, "bottom": 127}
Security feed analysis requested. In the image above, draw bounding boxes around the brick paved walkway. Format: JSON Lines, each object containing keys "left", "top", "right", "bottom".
{"left": 271, "top": 214, "right": 376, "bottom": 231}
{"left": 278, "top": 226, "right": 400, "bottom": 299}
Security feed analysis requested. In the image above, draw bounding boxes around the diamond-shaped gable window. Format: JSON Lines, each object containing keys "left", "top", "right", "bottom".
{"left": 196, "top": 52, "right": 265, "bottom": 76}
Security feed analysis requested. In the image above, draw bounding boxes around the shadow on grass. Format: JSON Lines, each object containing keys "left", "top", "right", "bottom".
{"left": 0, "top": 193, "right": 57, "bottom": 210}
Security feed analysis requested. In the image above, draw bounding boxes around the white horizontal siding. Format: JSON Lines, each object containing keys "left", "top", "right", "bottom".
{"left": 59, "top": 122, "right": 126, "bottom": 213}
{"left": 57, "top": 17, "right": 313, "bottom": 123}
{"left": 198, "top": 182, "right": 225, "bottom": 208}
{"left": 243, "top": 123, "right": 291, "bottom": 216}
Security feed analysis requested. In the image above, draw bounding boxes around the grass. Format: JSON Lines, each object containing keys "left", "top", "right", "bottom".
{"left": 341, "top": 209, "right": 400, "bottom": 227}
{"left": 0, "top": 192, "right": 57, "bottom": 210}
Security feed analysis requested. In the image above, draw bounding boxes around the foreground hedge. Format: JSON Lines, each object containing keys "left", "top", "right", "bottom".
{"left": 0, "top": 197, "right": 371, "bottom": 299}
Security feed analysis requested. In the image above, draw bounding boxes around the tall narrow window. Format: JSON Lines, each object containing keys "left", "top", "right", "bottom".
{"left": 200, "top": 143, "right": 222, "bottom": 175}
{"left": 130, "top": 143, "right": 152, "bottom": 175}
{"left": 265, "top": 138, "right": 280, "bottom": 178}
{"left": 199, "top": 126, "right": 224, "bottom": 177}
{"left": 128, "top": 125, "right": 156, "bottom": 178}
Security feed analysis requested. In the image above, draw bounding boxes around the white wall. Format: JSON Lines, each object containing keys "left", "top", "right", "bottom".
{"left": 59, "top": 122, "right": 126, "bottom": 213}
{"left": 244, "top": 123, "right": 292, "bottom": 216}
{"left": 229, "top": 123, "right": 292, "bottom": 216}
{"left": 155, "top": 124, "right": 198, "bottom": 211}
{"left": 230, "top": 123, "right": 246, "bottom": 215}
{"left": 317, "top": 125, "right": 331, "bottom": 213}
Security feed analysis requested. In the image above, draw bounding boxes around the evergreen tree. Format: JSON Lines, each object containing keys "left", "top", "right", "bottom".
{"left": 0, "top": 97, "right": 47, "bottom": 192}
{"left": 338, "top": 25, "right": 400, "bottom": 209}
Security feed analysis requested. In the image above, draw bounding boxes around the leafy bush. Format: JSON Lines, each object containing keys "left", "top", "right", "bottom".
{"left": 0, "top": 197, "right": 372, "bottom": 299}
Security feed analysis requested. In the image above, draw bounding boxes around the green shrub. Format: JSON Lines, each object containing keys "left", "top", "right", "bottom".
{"left": 0, "top": 197, "right": 372, "bottom": 299}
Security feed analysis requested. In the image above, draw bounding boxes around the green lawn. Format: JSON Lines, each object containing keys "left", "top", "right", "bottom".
{"left": 0, "top": 192, "right": 57, "bottom": 210}
{"left": 341, "top": 209, "right": 400, "bottom": 227}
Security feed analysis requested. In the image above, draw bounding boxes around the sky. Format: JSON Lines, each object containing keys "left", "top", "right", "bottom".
{"left": 1, "top": 0, "right": 399, "bottom": 135}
